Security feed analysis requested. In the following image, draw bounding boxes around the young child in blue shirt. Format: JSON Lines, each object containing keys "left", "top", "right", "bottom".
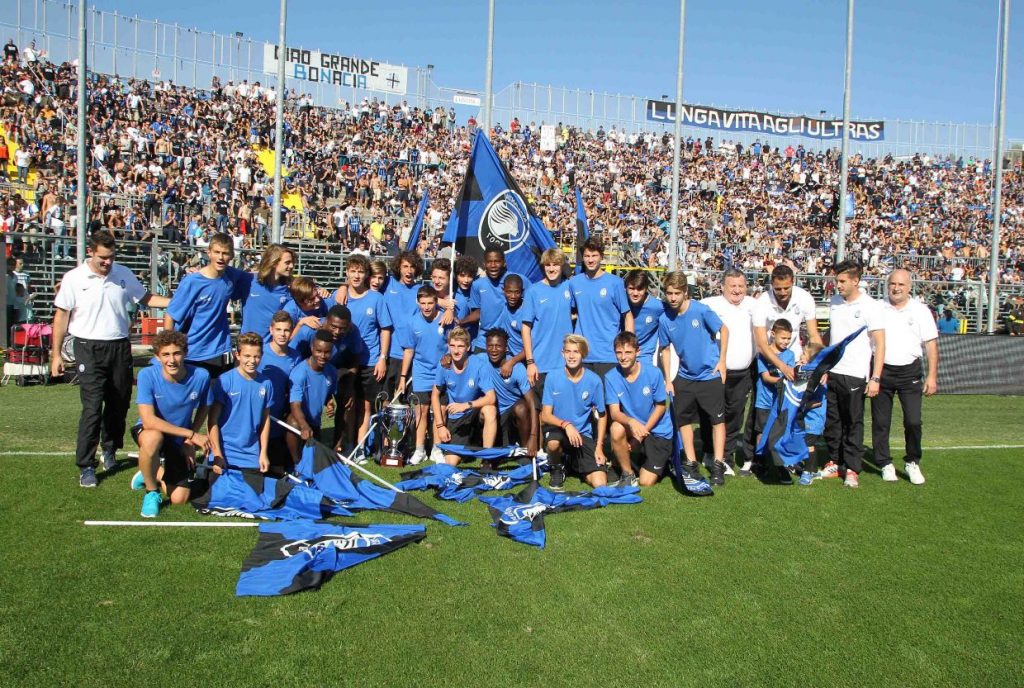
{"left": 209, "top": 333, "right": 275, "bottom": 474}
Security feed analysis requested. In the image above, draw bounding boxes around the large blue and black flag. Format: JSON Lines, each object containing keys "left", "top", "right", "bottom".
{"left": 396, "top": 461, "right": 537, "bottom": 503}
{"left": 191, "top": 469, "right": 356, "bottom": 521}
{"left": 757, "top": 327, "right": 866, "bottom": 467}
{"left": 236, "top": 521, "right": 426, "bottom": 597}
{"left": 294, "top": 439, "right": 464, "bottom": 526}
{"left": 405, "top": 190, "right": 429, "bottom": 251}
{"left": 574, "top": 186, "right": 590, "bottom": 274}
{"left": 442, "top": 131, "right": 557, "bottom": 283}
{"left": 479, "top": 481, "right": 642, "bottom": 548}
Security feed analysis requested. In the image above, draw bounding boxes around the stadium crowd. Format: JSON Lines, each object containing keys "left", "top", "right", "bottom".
{"left": 1, "top": 38, "right": 1023, "bottom": 290}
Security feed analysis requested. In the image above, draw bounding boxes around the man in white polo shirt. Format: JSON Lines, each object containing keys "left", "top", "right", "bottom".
{"left": 753, "top": 265, "right": 823, "bottom": 381}
{"left": 825, "top": 260, "right": 886, "bottom": 489}
{"left": 871, "top": 269, "right": 938, "bottom": 485}
{"left": 701, "top": 268, "right": 757, "bottom": 473}
{"left": 51, "top": 231, "right": 170, "bottom": 487}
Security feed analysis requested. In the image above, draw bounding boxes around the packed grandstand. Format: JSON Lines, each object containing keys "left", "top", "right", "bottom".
{"left": 2, "top": 37, "right": 1023, "bottom": 330}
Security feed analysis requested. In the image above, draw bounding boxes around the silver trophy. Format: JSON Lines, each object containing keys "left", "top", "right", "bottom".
{"left": 376, "top": 393, "right": 418, "bottom": 467}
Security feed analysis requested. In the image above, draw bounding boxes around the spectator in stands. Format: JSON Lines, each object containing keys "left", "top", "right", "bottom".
{"left": 937, "top": 309, "right": 961, "bottom": 334}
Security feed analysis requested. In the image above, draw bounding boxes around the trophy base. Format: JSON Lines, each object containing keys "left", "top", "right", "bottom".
{"left": 380, "top": 451, "right": 406, "bottom": 468}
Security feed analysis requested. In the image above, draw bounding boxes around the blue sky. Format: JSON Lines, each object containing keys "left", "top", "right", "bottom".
{"left": 85, "top": 0, "right": 1022, "bottom": 136}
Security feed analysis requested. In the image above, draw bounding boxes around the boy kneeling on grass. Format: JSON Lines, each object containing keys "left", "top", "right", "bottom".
{"left": 431, "top": 327, "right": 498, "bottom": 466}
{"left": 540, "top": 334, "right": 608, "bottom": 491}
{"left": 131, "top": 331, "right": 213, "bottom": 518}
{"left": 208, "top": 333, "right": 275, "bottom": 475}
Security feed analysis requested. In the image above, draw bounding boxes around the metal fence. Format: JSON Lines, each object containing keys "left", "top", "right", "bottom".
{"left": 1, "top": 0, "right": 1004, "bottom": 160}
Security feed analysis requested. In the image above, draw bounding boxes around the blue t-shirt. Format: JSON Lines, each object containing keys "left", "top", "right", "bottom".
{"left": 803, "top": 383, "right": 827, "bottom": 435}
{"left": 400, "top": 311, "right": 451, "bottom": 393}
{"left": 257, "top": 345, "right": 302, "bottom": 438}
{"left": 384, "top": 280, "right": 422, "bottom": 359}
{"left": 283, "top": 298, "right": 328, "bottom": 325}
{"left": 658, "top": 300, "right": 724, "bottom": 381}
{"left": 755, "top": 348, "right": 797, "bottom": 409}
{"left": 288, "top": 360, "right": 338, "bottom": 428}
{"left": 541, "top": 368, "right": 606, "bottom": 438}
{"left": 454, "top": 286, "right": 478, "bottom": 342}
{"left": 603, "top": 363, "right": 673, "bottom": 440}
{"left": 569, "top": 271, "right": 630, "bottom": 363}
{"left": 166, "top": 266, "right": 248, "bottom": 361}
{"left": 519, "top": 280, "right": 575, "bottom": 373}
{"left": 238, "top": 275, "right": 292, "bottom": 342}
{"left": 135, "top": 364, "right": 212, "bottom": 444}
{"left": 213, "top": 368, "right": 274, "bottom": 469}
{"left": 472, "top": 353, "right": 531, "bottom": 414}
{"left": 347, "top": 288, "right": 393, "bottom": 365}
{"left": 630, "top": 296, "right": 666, "bottom": 360}
{"left": 494, "top": 302, "right": 526, "bottom": 356}
{"left": 291, "top": 323, "right": 366, "bottom": 368}
{"left": 470, "top": 272, "right": 527, "bottom": 349}
{"left": 433, "top": 354, "right": 495, "bottom": 420}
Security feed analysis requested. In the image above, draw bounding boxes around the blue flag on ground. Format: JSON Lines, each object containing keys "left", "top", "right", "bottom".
{"left": 396, "top": 462, "right": 538, "bottom": 503}
{"left": 191, "top": 469, "right": 355, "bottom": 520}
{"left": 435, "top": 443, "right": 530, "bottom": 462}
{"left": 405, "top": 191, "right": 429, "bottom": 251}
{"left": 293, "top": 440, "right": 464, "bottom": 526}
{"left": 441, "top": 131, "right": 557, "bottom": 283}
{"left": 574, "top": 186, "right": 590, "bottom": 274}
{"left": 479, "top": 481, "right": 642, "bottom": 549}
{"left": 236, "top": 521, "right": 426, "bottom": 596}
{"left": 757, "top": 327, "right": 866, "bottom": 466}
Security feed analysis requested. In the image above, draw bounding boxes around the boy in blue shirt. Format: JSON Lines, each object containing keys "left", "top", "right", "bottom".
{"left": 624, "top": 269, "right": 665, "bottom": 366}
{"left": 540, "top": 334, "right": 608, "bottom": 490}
{"left": 132, "top": 331, "right": 213, "bottom": 518}
{"left": 754, "top": 319, "right": 796, "bottom": 482}
{"left": 165, "top": 232, "right": 248, "bottom": 378}
{"left": 495, "top": 274, "right": 527, "bottom": 360}
{"left": 432, "top": 327, "right": 498, "bottom": 466}
{"left": 606, "top": 332, "right": 673, "bottom": 488}
{"left": 466, "top": 249, "right": 527, "bottom": 352}
{"left": 284, "top": 275, "right": 330, "bottom": 336}
{"left": 257, "top": 310, "right": 303, "bottom": 471}
{"left": 286, "top": 330, "right": 338, "bottom": 463}
{"left": 398, "top": 286, "right": 452, "bottom": 465}
{"left": 522, "top": 249, "right": 576, "bottom": 404}
{"left": 658, "top": 271, "right": 730, "bottom": 486}
{"left": 568, "top": 238, "right": 634, "bottom": 378}
{"left": 453, "top": 255, "right": 480, "bottom": 342}
{"left": 384, "top": 251, "right": 426, "bottom": 396}
{"left": 476, "top": 328, "right": 537, "bottom": 461}
{"left": 209, "top": 333, "right": 274, "bottom": 475}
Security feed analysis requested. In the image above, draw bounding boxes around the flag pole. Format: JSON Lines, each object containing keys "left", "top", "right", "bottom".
{"left": 987, "top": 0, "right": 1010, "bottom": 333}
{"left": 271, "top": 0, "right": 287, "bottom": 243}
{"left": 270, "top": 417, "right": 405, "bottom": 493}
{"left": 482, "top": 0, "right": 495, "bottom": 135}
{"left": 667, "top": 0, "right": 686, "bottom": 271}
{"left": 75, "top": 0, "right": 88, "bottom": 264}
{"left": 84, "top": 520, "right": 260, "bottom": 528}
{"left": 836, "top": 0, "right": 855, "bottom": 263}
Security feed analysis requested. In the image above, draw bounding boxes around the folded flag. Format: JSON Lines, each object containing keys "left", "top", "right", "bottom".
{"left": 294, "top": 439, "right": 464, "bottom": 526}
{"left": 396, "top": 462, "right": 537, "bottom": 503}
{"left": 435, "top": 443, "right": 530, "bottom": 462}
{"left": 479, "top": 481, "right": 642, "bottom": 549}
{"left": 191, "top": 469, "right": 355, "bottom": 521}
{"left": 757, "top": 327, "right": 866, "bottom": 467}
{"left": 236, "top": 521, "right": 426, "bottom": 597}
{"left": 667, "top": 401, "right": 714, "bottom": 496}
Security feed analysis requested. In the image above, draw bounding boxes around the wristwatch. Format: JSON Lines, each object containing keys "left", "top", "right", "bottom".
{"left": 870, "top": 376, "right": 881, "bottom": 383}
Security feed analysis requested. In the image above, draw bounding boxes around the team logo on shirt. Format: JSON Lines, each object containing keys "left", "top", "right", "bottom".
{"left": 645, "top": 315, "right": 653, "bottom": 324}
{"left": 564, "top": 289, "right": 571, "bottom": 300}
{"left": 853, "top": 310, "right": 862, "bottom": 319}
{"left": 599, "top": 288, "right": 608, "bottom": 298}
{"left": 189, "top": 392, "right": 198, "bottom": 401}
{"left": 437, "top": 326, "right": 444, "bottom": 335}
{"left": 259, "top": 388, "right": 266, "bottom": 397}
{"left": 280, "top": 296, "right": 288, "bottom": 305}
{"left": 691, "top": 319, "right": 700, "bottom": 328}
{"left": 119, "top": 280, "right": 126, "bottom": 288}
{"left": 511, "top": 320, "right": 518, "bottom": 328}
{"left": 468, "top": 379, "right": 476, "bottom": 388}
{"left": 581, "top": 391, "right": 589, "bottom": 400}
{"left": 366, "top": 307, "right": 374, "bottom": 316}
{"left": 642, "top": 386, "right": 651, "bottom": 396}
{"left": 478, "top": 189, "right": 530, "bottom": 253}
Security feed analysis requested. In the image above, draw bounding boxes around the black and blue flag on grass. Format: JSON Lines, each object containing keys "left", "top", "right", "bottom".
{"left": 294, "top": 439, "right": 464, "bottom": 526}
{"left": 405, "top": 190, "right": 429, "bottom": 251}
{"left": 435, "top": 443, "right": 532, "bottom": 463}
{"left": 667, "top": 401, "right": 714, "bottom": 496}
{"left": 756, "top": 327, "right": 866, "bottom": 467}
{"left": 396, "top": 461, "right": 538, "bottom": 503}
{"left": 191, "top": 469, "right": 356, "bottom": 520}
{"left": 479, "top": 481, "right": 642, "bottom": 548}
{"left": 574, "top": 186, "right": 590, "bottom": 274}
{"left": 236, "top": 521, "right": 426, "bottom": 597}
{"left": 442, "top": 131, "right": 557, "bottom": 283}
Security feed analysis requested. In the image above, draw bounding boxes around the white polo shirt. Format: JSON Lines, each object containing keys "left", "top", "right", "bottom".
{"left": 701, "top": 294, "right": 756, "bottom": 370}
{"left": 829, "top": 292, "right": 884, "bottom": 380}
{"left": 54, "top": 262, "right": 147, "bottom": 340}
{"left": 881, "top": 298, "right": 938, "bottom": 366}
{"left": 752, "top": 285, "right": 817, "bottom": 358}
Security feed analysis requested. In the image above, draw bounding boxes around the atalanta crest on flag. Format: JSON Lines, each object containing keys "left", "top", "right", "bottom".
{"left": 479, "top": 189, "right": 531, "bottom": 253}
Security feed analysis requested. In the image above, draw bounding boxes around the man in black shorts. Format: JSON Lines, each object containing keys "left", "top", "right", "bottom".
{"left": 605, "top": 332, "right": 673, "bottom": 488}
{"left": 476, "top": 328, "right": 538, "bottom": 462}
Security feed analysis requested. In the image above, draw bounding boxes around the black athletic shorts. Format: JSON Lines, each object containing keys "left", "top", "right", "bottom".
{"left": 448, "top": 408, "right": 481, "bottom": 445}
{"left": 498, "top": 406, "right": 520, "bottom": 445}
{"left": 532, "top": 372, "right": 548, "bottom": 410}
{"left": 131, "top": 425, "right": 191, "bottom": 488}
{"left": 584, "top": 362, "right": 616, "bottom": 379}
{"left": 633, "top": 434, "right": 672, "bottom": 476}
{"left": 357, "top": 366, "right": 386, "bottom": 408}
{"left": 672, "top": 377, "right": 726, "bottom": 426}
{"left": 754, "top": 407, "right": 771, "bottom": 435}
{"left": 267, "top": 436, "right": 293, "bottom": 473}
{"left": 189, "top": 353, "right": 233, "bottom": 380}
{"left": 542, "top": 424, "right": 600, "bottom": 476}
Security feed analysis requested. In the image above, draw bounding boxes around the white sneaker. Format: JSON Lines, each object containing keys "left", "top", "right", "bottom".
{"left": 738, "top": 461, "right": 754, "bottom": 477}
{"left": 881, "top": 463, "right": 898, "bottom": 482}
{"left": 408, "top": 448, "right": 427, "bottom": 465}
{"left": 722, "top": 462, "right": 736, "bottom": 477}
{"left": 429, "top": 446, "right": 445, "bottom": 464}
{"left": 905, "top": 461, "right": 926, "bottom": 485}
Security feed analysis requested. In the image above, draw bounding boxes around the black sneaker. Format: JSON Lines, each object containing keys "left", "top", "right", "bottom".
{"left": 684, "top": 461, "right": 703, "bottom": 481}
{"left": 549, "top": 466, "right": 566, "bottom": 492}
{"left": 79, "top": 467, "right": 98, "bottom": 488}
{"left": 776, "top": 466, "right": 794, "bottom": 485}
{"left": 710, "top": 461, "right": 726, "bottom": 486}
{"left": 615, "top": 472, "right": 639, "bottom": 488}
{"left": 101, "top": 450, "right": 118, "bottom": 473}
